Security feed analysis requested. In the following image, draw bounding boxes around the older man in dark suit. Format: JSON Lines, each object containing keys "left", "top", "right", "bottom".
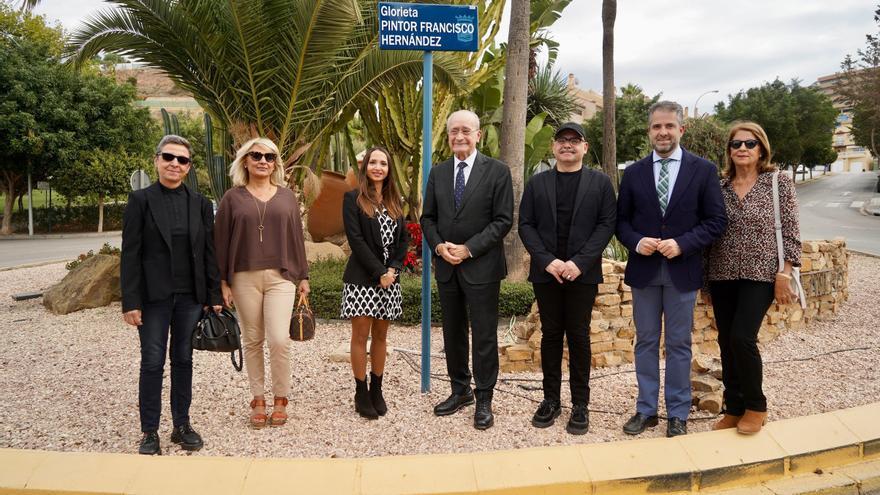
{"left": 420, "top": 109, "right": 513, "bottom": 430}
{"left": 616, "top": 101, "right": 727, "bottom": 437}
{"left": 519, "top": 122, "right": 616, "bottom": 435}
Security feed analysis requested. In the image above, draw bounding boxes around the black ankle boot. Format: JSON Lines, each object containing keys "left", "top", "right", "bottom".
{"left": 354, "top": 377, "right": 378, "bottom": 419}
{"left": 369, "top": 372, "right": 387, "bottom": 416}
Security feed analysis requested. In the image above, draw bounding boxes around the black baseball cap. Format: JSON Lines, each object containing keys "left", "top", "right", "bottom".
{"left": 554, "top": 122, "right": 586, "bottom": 139}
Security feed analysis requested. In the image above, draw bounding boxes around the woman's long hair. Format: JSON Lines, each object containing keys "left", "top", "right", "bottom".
{"left": 723, "top": 121, "right": 776, "bottom": 180}
{"left": 355, "top": 146, "right": 403, "bottom": 219}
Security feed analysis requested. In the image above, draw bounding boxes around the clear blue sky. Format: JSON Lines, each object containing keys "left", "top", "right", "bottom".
{"left": 33, "top": 0, "right": 878, "bottom": 113}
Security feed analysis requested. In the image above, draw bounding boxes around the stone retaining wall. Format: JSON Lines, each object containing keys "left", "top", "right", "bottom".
{"left": 499, "top": 239, "right": 849, "bottom": 375}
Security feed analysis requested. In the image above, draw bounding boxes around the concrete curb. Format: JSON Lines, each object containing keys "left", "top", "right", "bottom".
{"left": 1, "top": 402, "right": 878, "bottom": 494}
{"left": 0, "top": 259, "right": 68, "bottom": 272}
{"left": 0, "top": 231, "right": 121, "bottom": 241}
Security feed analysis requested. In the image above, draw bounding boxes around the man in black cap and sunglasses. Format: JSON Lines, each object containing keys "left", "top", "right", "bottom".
{"left": 518, "top": 122, "right": 616, "bottom": 434}
{"left": 121, "top": 135, "right": 223, "bottom": 454}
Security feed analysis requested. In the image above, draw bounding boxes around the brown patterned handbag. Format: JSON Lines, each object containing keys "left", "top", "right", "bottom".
{"left": 290, "top": 293, "right": 315, "bottom": 341}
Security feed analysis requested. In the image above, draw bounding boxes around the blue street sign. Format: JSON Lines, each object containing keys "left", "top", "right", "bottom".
{"left": 378, "top": 2, "right": 478, "bottom": 52}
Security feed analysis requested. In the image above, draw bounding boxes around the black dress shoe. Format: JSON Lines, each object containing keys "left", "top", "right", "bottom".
{"left": 623, "top": 412, "right": 659, "bottom": 435}
{"left": 433, "top": 392, "right": 475, "bottom": 416}
{"left": 531, "top": 399, "right": 562, "bottom": 428}
{"left": 666, "top": 417, "right": 687, "bottom": 437}
{"left": 473, "top": 399, "right": 494, "bottom": 430}
{"left": 566, "top": 404, "right": 589, "bottom": 435}
{"left": 170, "top": 423, "right": 204, "bottom": 451}
{"left": 139, "top": 431, "right": 160, "bottom": 455}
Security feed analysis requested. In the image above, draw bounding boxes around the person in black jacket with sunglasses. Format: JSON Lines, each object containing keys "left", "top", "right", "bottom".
{"left": 121, "top": 135, "right": 222, "bottom": 455}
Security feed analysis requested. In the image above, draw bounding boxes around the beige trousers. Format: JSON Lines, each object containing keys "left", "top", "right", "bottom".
{"left": 231, "top": 269, "right": 296, "bottom": 398}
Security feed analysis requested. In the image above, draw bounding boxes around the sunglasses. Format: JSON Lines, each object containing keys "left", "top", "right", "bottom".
{"left": 247, "top": 151, "right": 277, "bottom": 163}
{"left": 729, "top": 139, "right": 760, "bottom": 150}
{"left": 157, "top": 152, "right": 191, "bottom": 165}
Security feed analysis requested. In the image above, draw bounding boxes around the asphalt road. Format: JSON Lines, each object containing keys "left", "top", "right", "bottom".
{"left": 0, "top": 232, "right": 122, "bottom": 270}
{"left": 797, "top": 171, "right": 880, "bottom": 256}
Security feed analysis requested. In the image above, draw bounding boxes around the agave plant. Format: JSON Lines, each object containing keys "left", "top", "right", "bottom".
{"left": 66, "top": 0, "right": 467, "bottom": 182}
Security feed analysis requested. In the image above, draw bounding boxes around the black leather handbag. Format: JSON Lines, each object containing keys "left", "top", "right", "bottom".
{"left": 192, "top": 308, "right": 243, "bottom": 371}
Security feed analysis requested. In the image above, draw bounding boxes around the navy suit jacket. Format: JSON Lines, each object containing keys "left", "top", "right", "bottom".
{"left": 616, "top": 149, "right": 727, "bottom": 291}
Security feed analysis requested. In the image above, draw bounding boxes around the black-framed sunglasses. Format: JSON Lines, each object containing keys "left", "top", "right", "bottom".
{"left": 156, "top": 152, "right": 191, "bottom": 165}
{"left": 729, "top": 139, "right": 760, "bottom": 150}
{"left": 247, "top": 151, "right": 277, "bottom": 163}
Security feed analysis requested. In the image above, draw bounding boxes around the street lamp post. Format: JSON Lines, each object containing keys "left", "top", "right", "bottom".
{"left": 694, "top": 89, "right": 719, "bottom": 118}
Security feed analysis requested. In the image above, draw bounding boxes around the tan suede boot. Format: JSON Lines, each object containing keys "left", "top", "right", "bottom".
{"left": 712, "top": 414, "right": 742, "bottom": 431}
{"left": 736, "top": 410, "right": 767, "bottom": 435}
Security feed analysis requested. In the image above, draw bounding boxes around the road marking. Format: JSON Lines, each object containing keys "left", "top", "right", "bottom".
{"left": 850, "top": 201, "right": 864, "bottom": 208}
{"left": 871, "top": 198, "right": 880, "bottom": 206}
{"left": 842, "top": 191, "right": 852, "bottom": 196}
{"left": 825, "top": 203, "right": 841, "bottom": 208}
{"left": 804, "top": 201, "right": 819, "bottom": 207}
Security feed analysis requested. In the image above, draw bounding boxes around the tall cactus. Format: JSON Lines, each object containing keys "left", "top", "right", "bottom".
{"left": 204, "top": 113, "right": 231, "bottom": 199}
{"left": 160, "top": 108, "right": 199, "bottom": 192}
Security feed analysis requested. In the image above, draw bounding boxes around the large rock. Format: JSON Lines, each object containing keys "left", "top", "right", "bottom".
{"left": 304, "top": 241, "right": 346, "bottom": 263}
{"left": 43, "top": 254, "right": 121, "bottom": 315}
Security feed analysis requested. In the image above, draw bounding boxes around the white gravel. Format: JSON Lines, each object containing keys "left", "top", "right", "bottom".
{"left": 0, "top": 255, "right": 878, "bottom": 458}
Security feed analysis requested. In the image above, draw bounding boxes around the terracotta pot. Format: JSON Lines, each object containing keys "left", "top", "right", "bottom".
{"left": 307, "top": 170, "right": 358, "bottom": 241}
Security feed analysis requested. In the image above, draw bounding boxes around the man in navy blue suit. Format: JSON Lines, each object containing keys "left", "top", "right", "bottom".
{"left": 616, "top": 101, "right": 727, "bottom": 437}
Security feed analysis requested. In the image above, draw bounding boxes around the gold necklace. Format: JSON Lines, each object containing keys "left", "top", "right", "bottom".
{"left": 251, "top": 195, "right": 267, "bottom": 243}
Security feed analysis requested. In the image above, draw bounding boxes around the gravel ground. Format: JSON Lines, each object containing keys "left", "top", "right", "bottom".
{"left": 1, "top": 255, "right": 878, "bottom": 458}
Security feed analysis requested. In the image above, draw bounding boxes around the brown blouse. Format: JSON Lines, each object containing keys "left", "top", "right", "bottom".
{"left": 214, "top": 186, "right": 309, "bottom": 282}
{"left": 707, "top": 171, "right": 801, "bottom": 283}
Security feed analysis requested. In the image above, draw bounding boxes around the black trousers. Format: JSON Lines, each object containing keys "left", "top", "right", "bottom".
{"left": 533, "top": 281, "right": 598, "bottom": 405}
{"left": 709, "top": 280, "right": 775, "bottom": 414}
{"left": 437, "top": 269, "right": 500, "bottom": 400}
{"left": 138, "top": 292, "right": 203, "bottom": 432}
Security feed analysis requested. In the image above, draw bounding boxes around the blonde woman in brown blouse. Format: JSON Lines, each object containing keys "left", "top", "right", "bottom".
{"left": 214, "top": 137, "right": 310, "bottom": 429}
{"left": 705, "top": 121, "right": 800, "bottom": 435}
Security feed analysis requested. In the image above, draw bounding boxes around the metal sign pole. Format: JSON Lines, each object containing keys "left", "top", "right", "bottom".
{"left": 420, "top": 50, "right": 433, "bottom": 393}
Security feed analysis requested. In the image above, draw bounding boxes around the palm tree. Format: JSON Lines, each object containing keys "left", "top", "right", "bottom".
{"left": 602, "top": 0, "right": 618, "bottom": 188}
{"left": 66, "top": 0, "right": 465, "bottom": 176}
{"left": 500, "top": 0, "right": 531, "bottom": 281}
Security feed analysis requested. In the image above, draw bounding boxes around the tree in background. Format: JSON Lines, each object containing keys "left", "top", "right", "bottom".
{"left": 584, "top": 83, "right": 660, "bottom": 166}
{"left": 715, "top": 78, "right": 837, "bottom": 176}
{"left": 527, "top": 62, "right": 579, "bottom": 130}
{"left": 601, "top": 0, "right": 617, "bottom": 187}
{"left": 839, "top": 4, "right": 880, "bottom": 164}
{"left": 499, "top": 0, "right": 531, "bottom": 281}
{"left": 52, "top": 149, "right": 149, "bottom": 232}
{"left": 680, "top": 117, "right": 728, "bottom": 171}
{"left": 0, "top": 4, "right": 69, "bottom": 234}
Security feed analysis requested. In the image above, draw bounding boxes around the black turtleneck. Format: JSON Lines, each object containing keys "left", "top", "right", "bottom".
{"left": 159, "top": 182, "right": 195, "bottom": 294}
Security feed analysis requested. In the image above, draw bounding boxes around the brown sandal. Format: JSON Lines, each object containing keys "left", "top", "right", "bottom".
{"left": 249, "top": 398, "right": 268, "bottom": 429}
{"left": 270, "top": 397, "right": 289, "bottom": 426}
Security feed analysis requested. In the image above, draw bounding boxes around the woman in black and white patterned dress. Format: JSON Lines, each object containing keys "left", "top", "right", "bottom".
{"left": 341, "top": 146, "right": 409, "bottom": 419}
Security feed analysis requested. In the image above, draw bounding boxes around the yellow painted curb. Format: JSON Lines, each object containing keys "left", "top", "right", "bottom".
{"left": 1, "top": 402, "right": 879, "bottom": 495}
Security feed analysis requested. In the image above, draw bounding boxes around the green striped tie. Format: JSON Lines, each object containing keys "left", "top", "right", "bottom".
{"left": 658, "top": 158, "right": 671, "bottom": 215}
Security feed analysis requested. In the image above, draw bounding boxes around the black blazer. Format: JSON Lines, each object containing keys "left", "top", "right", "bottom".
{"left": 342, "top": 190, "right": 409, "bottom": 285}
{"left": 519, "top": 167, "right": 617, "bottom": 284}
{"left": 120, "top": 182, "right": 222, "bottom": 312}
{"left": 420, "top": 152, "right": 514, "bottom": 284}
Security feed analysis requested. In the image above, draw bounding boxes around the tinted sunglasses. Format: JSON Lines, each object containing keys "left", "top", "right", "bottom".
{"left": 247, "top": 151, "right": 277, "bottom": 163}
{"left": 157, "top": 152, "right": 191, "bottom": 165}
{"left": 729, "top": 139, "right": 760, "bottom": 150}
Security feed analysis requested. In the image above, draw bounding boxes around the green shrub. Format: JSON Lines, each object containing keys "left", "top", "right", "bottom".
{"left": 66, "top": 242, "right": 121, "bottom": 271}
{"left": 8, "top": 203, "right": 126, "bottom": 233}
{"left": 308, "top": 258, "right": 534, "bottom": 325}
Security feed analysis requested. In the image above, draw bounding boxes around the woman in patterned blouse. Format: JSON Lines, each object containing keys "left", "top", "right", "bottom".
{"left": 705, "top": 121, "right": 801, "bottom": 435}
{"left": 340, "top": 146, "right": 409, "bottom": 419}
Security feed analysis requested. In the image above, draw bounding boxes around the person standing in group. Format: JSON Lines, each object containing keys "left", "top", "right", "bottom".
{"left": 121, "top": 135, "right": 222, "bottom": 455}
{"left": 340, "top": 146, "right": 409, "bottom": 419}
{"left": 616, "top": 101, "right": 727, "bottom": 438}
{"left": 518, "top": 122, "right": 616, "bottom": 435}
{"left": 705, "top": 121, "right": 800, "bottom": 435}
{"left": 420, "top": 109, "right": 513, "bottom": 430}
{"left": 214, "top": 138, "right": 309, "bottom": 429}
